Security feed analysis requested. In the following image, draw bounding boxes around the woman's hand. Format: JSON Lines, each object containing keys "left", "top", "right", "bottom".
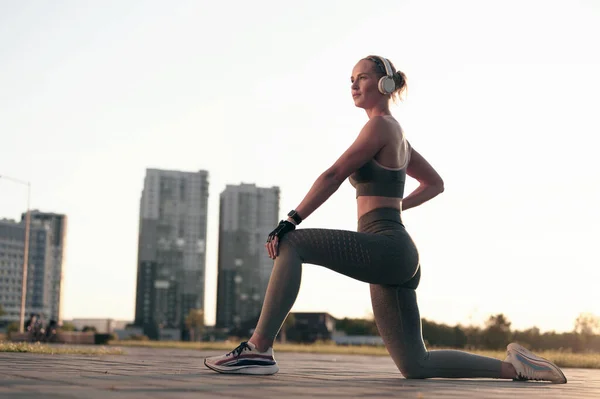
{"left": 265, "top": 220, "right": 296, "bottom": 259}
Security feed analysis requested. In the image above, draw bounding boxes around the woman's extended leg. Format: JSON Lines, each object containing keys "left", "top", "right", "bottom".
{"left": 370, "top": 269, "right": 567, "bottom": 383}
{"left": 370, "top": 282, "right": 512, "bottom": 379}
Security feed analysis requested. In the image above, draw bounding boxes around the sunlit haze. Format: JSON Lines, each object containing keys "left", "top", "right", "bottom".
{"left": 1, "top": 0, "right": 598, "bottom": 333}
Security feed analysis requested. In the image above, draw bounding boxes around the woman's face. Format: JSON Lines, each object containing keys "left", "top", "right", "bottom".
{"left": 350, "top": 59, "right": 383, "bottom": 109}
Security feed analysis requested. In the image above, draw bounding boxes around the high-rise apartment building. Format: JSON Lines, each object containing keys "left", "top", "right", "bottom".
{"left": 24, "top": 211, "right": 67, "bottom": 322}
{"left": 134, "top": 168, "right": 209, "bottom": 339}
{"left": 216, "top": 183, "right": 279, "bottom": 331}
{"left": 0, "top": 211, "right": 67, "bottom": 326}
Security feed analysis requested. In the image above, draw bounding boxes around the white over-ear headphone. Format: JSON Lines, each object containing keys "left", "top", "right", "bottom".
{"left": 371, "top": 56, "right": 396, "bottom": 95}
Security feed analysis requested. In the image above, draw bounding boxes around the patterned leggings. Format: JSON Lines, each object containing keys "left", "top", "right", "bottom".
{"left": 254, "top": 207, "right": 503, "bottom": 379}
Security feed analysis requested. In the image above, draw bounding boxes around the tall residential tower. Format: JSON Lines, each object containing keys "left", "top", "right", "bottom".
{"left": 134, "top": 169, "right": 209, "bottom": 339}
{"left": 216, "top": 183, "right": 279, "bottom": 331}
{"left": 25, "top": 211, "right": 67, "bottom": 322}
{"left": 0, "top": 211, "right": 67, "bottom": 326}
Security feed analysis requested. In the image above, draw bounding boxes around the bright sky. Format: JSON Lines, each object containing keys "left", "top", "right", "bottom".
{"left": 1, "top": 0, "right": 598, "bottom": 333}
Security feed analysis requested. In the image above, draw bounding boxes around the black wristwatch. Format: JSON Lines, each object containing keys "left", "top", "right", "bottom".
{"left": 287, "top": 209, "right": 303, "bottom": 225}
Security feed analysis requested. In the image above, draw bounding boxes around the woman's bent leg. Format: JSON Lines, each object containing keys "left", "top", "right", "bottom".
{"left": 253, "top": 227, "right": 419, "bottom": 347}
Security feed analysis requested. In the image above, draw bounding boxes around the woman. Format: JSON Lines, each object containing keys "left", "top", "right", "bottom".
{"left": 204, "top": 55, "right": 567, "bottom": 384}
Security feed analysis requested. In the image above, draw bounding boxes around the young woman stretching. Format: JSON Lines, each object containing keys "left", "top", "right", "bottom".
{"left": 204, "top": 55, "right": 567, "bottom": 384}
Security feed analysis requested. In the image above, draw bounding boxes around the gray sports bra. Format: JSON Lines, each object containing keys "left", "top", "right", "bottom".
{"left": 349, "top": 159, "right": 407, "bottom": 198}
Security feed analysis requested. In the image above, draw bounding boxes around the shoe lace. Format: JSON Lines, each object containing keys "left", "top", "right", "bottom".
{"left": 227, "top": 341, "right": 252, "bottom": 358}
{"left": 515, "top": 372, "right": 542, "bottom": 382}
{"left": 514, "top": 373, "right": 529, "bottom": 381}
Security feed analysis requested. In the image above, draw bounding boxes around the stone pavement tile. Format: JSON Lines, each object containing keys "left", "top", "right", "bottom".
{"left": 258, "top": 380, "right": 564, "bottom": 399}
{"left": 0, "top": 373, "right": 68, "bottom": 389}
{"left": 0, "top": 392, "right": 76, "bottom": 399}
{"left": 2, "top": 370, "right": 97, "bottom": 388}
{"left": 4, "top": 385, "right": 165, "bottom": 399}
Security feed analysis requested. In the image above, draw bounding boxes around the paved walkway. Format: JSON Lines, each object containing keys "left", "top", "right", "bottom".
{"left": 1, "top": 346, "right": 598, "bottom": 398}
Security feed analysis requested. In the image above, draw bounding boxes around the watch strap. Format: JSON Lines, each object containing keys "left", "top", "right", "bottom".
{"left": 287, "top": 209, "right": 303, "bottom": 225}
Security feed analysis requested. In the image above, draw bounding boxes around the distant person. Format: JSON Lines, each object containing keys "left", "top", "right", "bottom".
{"left": 46, "top": 320, "right": 58, "bottom": 342}
{"left": 204, "top": 55, "right": 567, "bottom": 384}
{"left": 25, "top": 313, "right": 35, "bottom": 331}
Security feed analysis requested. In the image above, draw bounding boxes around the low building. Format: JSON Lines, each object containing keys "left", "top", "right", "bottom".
{"left": 286, "top": 312, "right": 337, "bottom": 343}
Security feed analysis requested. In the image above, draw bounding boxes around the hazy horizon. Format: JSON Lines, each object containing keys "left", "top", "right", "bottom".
{"left": 1, "top": 0, "right": 599, "bottom": 334}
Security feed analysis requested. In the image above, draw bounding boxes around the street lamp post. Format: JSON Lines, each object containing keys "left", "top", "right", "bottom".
{"left": 0, "top": 175, "right": 31, "bottom": 333}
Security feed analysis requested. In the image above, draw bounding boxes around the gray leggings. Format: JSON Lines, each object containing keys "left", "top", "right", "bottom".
{"left": 254, "top": 207, "right": 503, "bottom": 379}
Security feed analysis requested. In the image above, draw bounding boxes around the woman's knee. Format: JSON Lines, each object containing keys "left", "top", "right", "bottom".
{"left": 398, "top": 360, "right": 427, "bottom": 379}
{"left": 276, "top": 234, "right": 302, "bottom": 262}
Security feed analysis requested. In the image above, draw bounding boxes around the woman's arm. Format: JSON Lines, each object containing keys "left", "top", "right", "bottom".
{"left": 402, "top": 146, "right": 445, "bottom": 211}
{"left": 289, "top": 116, "right": 390, "bottom": 223}
{"left": 286, "top": 170, "right": 343, "bottom": 225}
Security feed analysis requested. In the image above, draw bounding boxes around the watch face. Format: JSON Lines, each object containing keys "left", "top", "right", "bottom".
{"left": 287, "top": 210, "right": 301, "bottom": 223}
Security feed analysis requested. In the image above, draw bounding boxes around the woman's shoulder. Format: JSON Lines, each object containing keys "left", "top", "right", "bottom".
{"left": 363, "top": 115, "right": 400, "bottom": 130}
{"left": 364, "top": 115, "right": 403, "bottom": 138}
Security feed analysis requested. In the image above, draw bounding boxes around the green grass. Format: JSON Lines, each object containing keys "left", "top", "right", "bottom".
{"left": 109, "top": 340, "right": 600, "bottom": 369}
{"left": 0, "top": 341, "right": 124, "bottom": 356}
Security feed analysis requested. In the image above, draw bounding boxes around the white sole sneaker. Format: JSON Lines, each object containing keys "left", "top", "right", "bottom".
{"left": 204, "top": 359, "right": 279, "bottom": 375}
{"left": 507, "top": 343, "right": 567, "bottom": 384}
{"left": 203, "top": 341, "right": 279, "bottom": 375}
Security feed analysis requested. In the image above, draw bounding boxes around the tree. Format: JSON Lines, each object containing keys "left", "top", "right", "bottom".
{"left": 0, "top": 304, "right": 6, "bottom": 317}
{"left": 574, "top": 313, "right": 600, "bottom": 336}
{"left": 335, "top": 317, "right": 378, "bottom": 336}
{"left": 82, "top": 325, "right": 97, "bottom": 333}
{"left": 512, "top": 327, "right": 541, "bottom": 350}
{"left": 185, "top": 309, "right": 205, "bottom": 342}
{"left": 7, "top": 322, "right": 19, "bottom": 337}
{"left": 422, "top": 319, "right": 467, "bottom": 348}
{"left": 481, "top": 314, "right": 512, "bottom": 350}
{"left": 574, "top": 312, "right": 600, "bottom": 352}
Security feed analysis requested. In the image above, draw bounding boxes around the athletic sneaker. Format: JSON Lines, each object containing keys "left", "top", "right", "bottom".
{"left": 505, "top": 343, "right": 567, "bottom": 384}
{"left": 204, "top": 341, "right": 279, "bottom": 375}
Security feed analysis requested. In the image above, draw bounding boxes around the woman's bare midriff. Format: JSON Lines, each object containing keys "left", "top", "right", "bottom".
{"left": 357, "top": 196, "right": 402, "bottom": 220}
